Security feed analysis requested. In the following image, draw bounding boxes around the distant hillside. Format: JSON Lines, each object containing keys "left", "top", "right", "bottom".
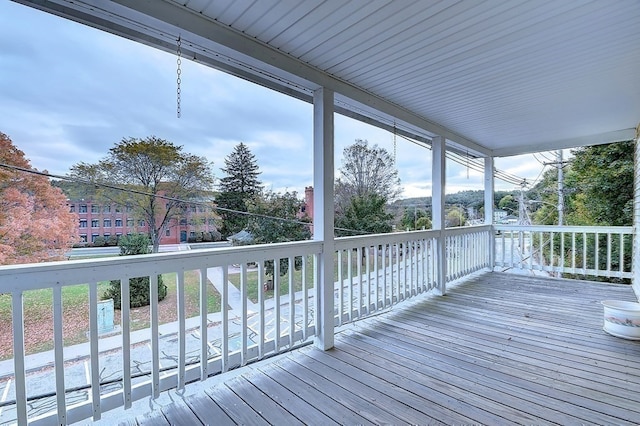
{"left": 390, "top": 189, "right": 514, "bottom": 212}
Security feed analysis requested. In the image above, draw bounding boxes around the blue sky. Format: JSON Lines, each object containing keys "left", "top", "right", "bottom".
{"left": 0, "top": 1, "right": 545, "bottom": 199}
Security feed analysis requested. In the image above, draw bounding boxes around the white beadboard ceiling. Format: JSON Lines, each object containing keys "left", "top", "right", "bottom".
{"left": 16, "top": 0, "right": 640, "bottom": 157}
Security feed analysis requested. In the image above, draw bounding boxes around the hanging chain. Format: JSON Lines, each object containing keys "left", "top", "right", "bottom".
{"left": 176, "top": 35, "right": 182, "bottom": 118}
{"left": 393, "top": 121, "right": 397, "bottom": 164}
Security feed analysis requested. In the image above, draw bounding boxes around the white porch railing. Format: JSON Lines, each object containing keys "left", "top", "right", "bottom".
{"left": 0, "top": 224, "right": 632, "bottom": 424}
{"left": 332, "top": 225, "right": 493, "bottom": 326}
{"left": 494, "top": 225, "right": 633, "bottom": 280}
{"left": 333, "top": 230, "right": 438, "bottom": 325}
{"left": 445, "top": 225, "right": 492, "bottom": 281}
{"left": 0, "top": 241, "right": 321, "bottom": 425}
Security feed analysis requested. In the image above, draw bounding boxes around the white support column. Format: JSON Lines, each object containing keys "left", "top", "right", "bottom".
{"left": 633, "top": 131, "right": 640, "bottom": 299}
{"left": 313, "top": 87, "right": 335, "bottom": 350}
{"left": 432, "top": 136, "right": 447, "bottom": 295}
{"left": 484, "top": 156, "right": 495, "bottom": 270}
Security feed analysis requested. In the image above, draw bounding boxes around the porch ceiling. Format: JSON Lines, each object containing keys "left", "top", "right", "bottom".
{"left": 17, "top": 0, "right": 640, "bottom": 156}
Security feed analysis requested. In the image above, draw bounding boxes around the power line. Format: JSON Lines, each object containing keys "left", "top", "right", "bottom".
{"left": 537, "top": 151, "right": 556, "bottom": 163}
{"left": 0, "top": 162, "right": 372, "bottom": 236}
{"left": 532, "top": 153, "right": 547, "bottom": 165}
{"left": 396, "top": 133, "right": 528, "bottom": 186}
{"left": 528, "top": 164, "right": 548, "bottom": 188}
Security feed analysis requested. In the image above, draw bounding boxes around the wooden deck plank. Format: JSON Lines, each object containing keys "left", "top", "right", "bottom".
{"left": 299, "top": 347, "right": 448, "bottom": 424}
{"left": 133, "top": 409, "right": 170, "bottom": 425}
{"left": 403, "top": 298, "right": 640, "bottom": 376}
{"left": 224, "top": 374, "right": 306, "bottom": 426}
{"left": 351, "top": 320, "right": 636, "bottom": 424}
{"left": 243, "top": 367, "right": 340, "bottom": 425}
{"left": 299, "top": 345, "right": 484, "bottom": 425}
{"left": 331, "top": 335, "right": 516, "bottom": 424}
{"left": 276, "top": 355, "right": 411, "bottom": 425}
{"left": 398, "top": 305, "right": 640, "bottom": 372}
{"left": 258, "top": 362, "right": 374, "bottom": 425}
{"left": 135, "top": 272, "right": 640, "bottom": 426}
{"left": 204, "top": 383, "right": 270, "bottom": 425}
{"left": 338, "top": 332, "right": 556, "bottom": 425}
{"left": 380, "top": 311, "right": 640, "bottom": 403}
{"left": 161, "top": 400, "right": 203, "bottom": 426}
{"left": 183, "top": 392, "right": 235, "bottom": 426}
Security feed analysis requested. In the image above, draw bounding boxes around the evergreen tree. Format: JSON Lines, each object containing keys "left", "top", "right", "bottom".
{"left": 217, "top": 143, "right": 262, "bottom": 237}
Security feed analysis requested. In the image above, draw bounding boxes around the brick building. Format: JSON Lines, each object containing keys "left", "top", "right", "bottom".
{"left": 68, "top": 199, "right": 219, "bottom": 246}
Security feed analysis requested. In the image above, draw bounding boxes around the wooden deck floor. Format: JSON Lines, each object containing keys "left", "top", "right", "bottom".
{"left": 131, "top": 272, "right": 640, "bottom": 425}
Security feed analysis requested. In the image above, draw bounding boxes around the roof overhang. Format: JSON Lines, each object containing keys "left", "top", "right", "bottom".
{"left": 14, "top": 0, "right": 640, "bottom": 157}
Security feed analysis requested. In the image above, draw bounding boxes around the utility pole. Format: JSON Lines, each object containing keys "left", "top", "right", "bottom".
{"left": 557, "top": 150, "right": 564, "bottom": 226}
{"left": 517, "top": 181, "right": 532, "bottom": 226}
{"left": 543, "top": 151, "right": 568, "bottom": 226}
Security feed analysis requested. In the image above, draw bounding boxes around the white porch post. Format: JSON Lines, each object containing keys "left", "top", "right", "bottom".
{"left": 313, "top": 87, "right": 335, "bottom": 350}
{"left": 633, "top": 131, "right": 640, "bottom": 299}
{"left": 432, "top": 136, "right": 447, "bottom": 295}
{"left": 484, "top": 156, "right": 495, "bottom": 270}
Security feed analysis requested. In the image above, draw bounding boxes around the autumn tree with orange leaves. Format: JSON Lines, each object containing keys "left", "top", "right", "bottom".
{"left": 0, "top": 132, "right": 78, "bottom": 265}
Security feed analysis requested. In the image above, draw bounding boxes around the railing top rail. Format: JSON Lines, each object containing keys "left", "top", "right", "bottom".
{"left": 334, "top": 229, "right": 440, "bottom": 250}
{"left": 494, "top": 224, "right": 633, "bottom": 233}
{"left": 443, "top": 224, "right": 492, "bottom": 236}
{"left": 0, "top": 240, "right": 323, "bottom": 292}
{"left": 334, "top": 225, "right": 493, "bottom": 250}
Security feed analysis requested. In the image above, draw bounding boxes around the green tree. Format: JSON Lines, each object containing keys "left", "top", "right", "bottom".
{"left": 527, "top": 167, "right": 560, "bottom": 225}
{"left": 335, "top": 139, "right": 400, "bottom": 214}
{"left": 245, "top": 191, "right": 310, "bottom": 276}
{"left": 103, "top": 234, "right": 167, "bottom": 309}
{"left": 445, "top": 205, "right": 466, "bottom": 227}
{"left": 217, "top": 143, "right": 262, "bottom": 237}
{"left": 415, "top": 216, "right": 432, "bottom": 230}
{"left": 400, "top": 207, "right": 431, "bottom": 230}
{"left": 69, "top": 136, "right": 215, "bottom": 252}
{"left": 335, "top": 194, "right": 393, "bottom": 237}
{"left": 569, "top": 141, "right": 633, "bottom": 226}
{"left": 498, "top": 195, "right": 518, "bottom": 215}
{"left": 335, "top": 140, "right": 399, "bottom": 234}
{"left": 526, "top": 142, "right": 633, "bottom": 281}
{"left": 246, "top": 191, "right": 310, "bottom": 244}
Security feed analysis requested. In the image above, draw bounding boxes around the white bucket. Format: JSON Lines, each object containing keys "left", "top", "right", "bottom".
{"left": 602, "top": 300, "right": 640, "bottom": 340}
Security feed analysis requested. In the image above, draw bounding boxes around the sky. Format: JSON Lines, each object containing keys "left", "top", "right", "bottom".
{"left": 0, "top": 1, "right": 547, "bottom": 200}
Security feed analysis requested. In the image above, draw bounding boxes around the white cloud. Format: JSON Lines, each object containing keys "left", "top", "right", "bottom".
{"left": 0, "top": 2, "right": 546, "bottom": 202}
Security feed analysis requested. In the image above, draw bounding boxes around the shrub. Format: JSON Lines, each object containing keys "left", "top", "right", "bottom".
{"left": 102, "top": 234, "right": 167, "bottom": 309}
{"left": 93, "top": 236, "right": 106, "bottom": 247}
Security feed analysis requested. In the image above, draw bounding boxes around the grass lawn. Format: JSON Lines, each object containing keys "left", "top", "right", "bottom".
{"left": 0, "top": 270, "right": 221, "bottom": 360}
